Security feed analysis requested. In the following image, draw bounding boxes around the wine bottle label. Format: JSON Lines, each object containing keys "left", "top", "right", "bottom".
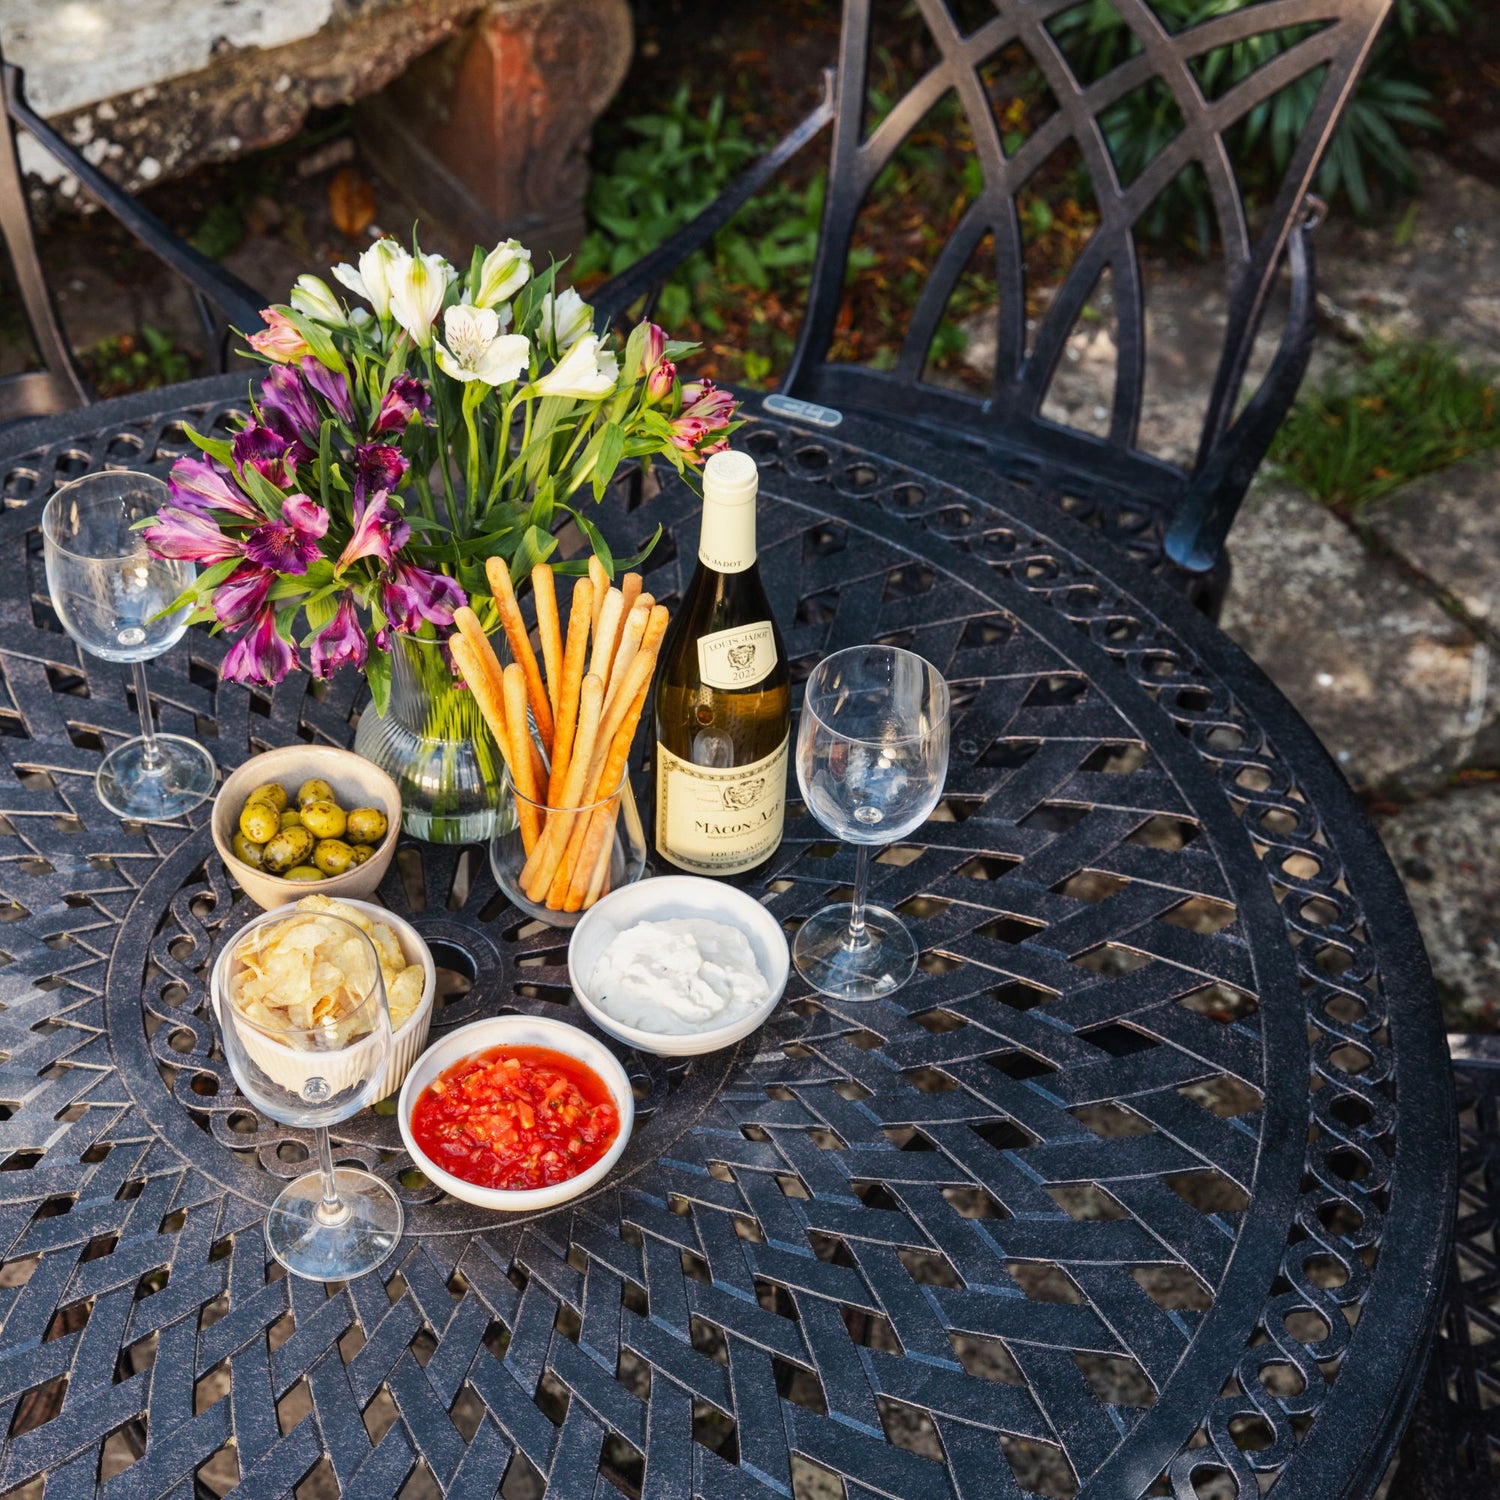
{"left": 696, "top": 621, "right": 778, "bottom": 690}
{"left": 655, "top": 733, "right": 789, "bottom": 876}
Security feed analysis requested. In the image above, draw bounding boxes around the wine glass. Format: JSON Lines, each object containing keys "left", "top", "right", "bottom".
{"left": 42, "top": 471, "right": 216, "bottom": 821}
{"left": 793, "top": 645, "right": 950, "bottom": 1001}
{"left": 218, "top": 911, "right": 404, "bottom": 1281}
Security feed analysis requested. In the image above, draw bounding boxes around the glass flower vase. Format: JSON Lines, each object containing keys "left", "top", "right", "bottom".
{"left": 354, "top": 632, "right": 504, "bottom": 844}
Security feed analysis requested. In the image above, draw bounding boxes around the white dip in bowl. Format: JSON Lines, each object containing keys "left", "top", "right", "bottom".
{"left": 568, "top": 876, "right": 790, "bottom": 1056}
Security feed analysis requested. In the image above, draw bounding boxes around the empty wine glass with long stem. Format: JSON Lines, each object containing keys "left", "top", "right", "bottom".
{"left": 42, "top": 471, "right": 216, "bottom": 821}
{"left": 793, "top": 645, "right": 950, "bottom": 1001}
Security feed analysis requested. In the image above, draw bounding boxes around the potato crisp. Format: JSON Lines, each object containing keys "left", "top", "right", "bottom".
{"left": 227, "top": 898, "right": 426, "bottom": 1049}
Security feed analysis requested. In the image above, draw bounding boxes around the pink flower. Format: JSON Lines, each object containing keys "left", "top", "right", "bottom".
{"left": 230, "top": 425, "right": 297, "bottom": 490}
{"left": 373, "top": 375, "right": 430, "bottom": 435}
{"left": 167, "top": 455, "right": 261, "bottom": 521}
{"left": 301, "top": 357, "right": 355, "bottom": 427}
{"left": 309, "top": 596, "right": 368, "bottom": 680}
{"left": 353, "top": 444, "right": 408, "bottom": 503}
{"left": 244, "top": 494, "right": 330, "bottom": 575}
{"left": 641, "top": 322, "right": 666, "bottom": 377}
{"left": 246, "top": 308, "right": 310, "bottom": 364}
{"left": 679, "top": 379, "right": 737, "bottom": 426}
{"left": 142, "top": 507, "right": 244, "bottom": 564}
{"left": 337, "top": 490, "right": 411, "bottom": 572}
{"left": 259, "top": 365, "right": 319, "bottom": 456}
{"left": 214, "top": 564, "right": 275, "bottom": 630}
{"left": 645, "top": 358, "right": 676, "bottom": 405}
{"left": 382, "top": 560, "right": 466, "bottom": 633}
{"left": 223, "top": 606, "right": 298, "bottom": 687}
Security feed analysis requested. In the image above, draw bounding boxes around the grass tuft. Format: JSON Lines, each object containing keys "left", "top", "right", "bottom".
{"left": 1270, "top": 338, "right": 1500, "bottom": 511}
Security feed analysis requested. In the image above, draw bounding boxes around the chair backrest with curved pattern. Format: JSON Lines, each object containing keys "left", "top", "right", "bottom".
{"left": 782, "top": 0, "right": 1391, "bottom": 509}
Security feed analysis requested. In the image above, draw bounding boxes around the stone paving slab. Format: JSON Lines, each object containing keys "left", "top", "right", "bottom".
{"left": 1376, "top": 782, "right": 1500, "bottom": 1025}
{"left": 1365, "top": 452, "right": 1500, "bottom": 628}
{"left": 1221, "top": 480, "right": 1494, "bottom": 793}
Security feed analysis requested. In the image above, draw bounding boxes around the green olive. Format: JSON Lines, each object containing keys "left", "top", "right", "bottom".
{"left": 279, "top": 808, "right": 303, "bottom": 830}
{"left": 261, "top": 826, "right": 314, "bottom": 874}
{"left": 283, "top": 865, "right": 325, "bottom": 882}
{"left": 345, "top": 807, "right": 388, "bottom": 846}
{"left": 238, "top": 800, "right": 282, "bottom": 844}
{"left": 297, "top": 778, "right": 337, "bottom": 809}
{"left": 246, "top": 782, "right": 288, "bottom": 813}
{"left": 301, "top": 800, "right": 347, "bottom": 840}
{"left": 313, "top": 839, "right": 356, "bottom": 876}
{"left": 231, "top": 832, "right": 265, "bottom": 868}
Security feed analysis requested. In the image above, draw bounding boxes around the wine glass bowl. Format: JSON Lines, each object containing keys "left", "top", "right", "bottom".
{"left": 217, "top": 910, "right": 404, "bottom": 1281}
{"left": 793, "top": 646, "right": 950, "bottom": 1001}
{"left": 41, "top": 471, "right": 216, "bottom": 822}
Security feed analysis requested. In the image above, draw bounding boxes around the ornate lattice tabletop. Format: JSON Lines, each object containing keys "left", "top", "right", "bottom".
{"left": 0, "top": 379, "right": 1453, "bottom": 1500}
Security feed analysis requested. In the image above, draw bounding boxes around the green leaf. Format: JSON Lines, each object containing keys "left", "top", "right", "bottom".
{"left": 318, "top": 419, "right": 335, "bottom": 511}
{"left": 281, "top": 308, "right": 347, "bottom": 374}
{"left": 366, "top": 642, "right": 392, "bottom": 717}
{"left": 592, "top": 421, "right": 626, "bottom": 502}
{"left": 236, "top": 460, "right": 289, "bottom": 517}
{"left": 508, "top": 524, "right": 559, "bottom": 584}
{"left": 184, "top": 424, "right": 236, "bottom": 467}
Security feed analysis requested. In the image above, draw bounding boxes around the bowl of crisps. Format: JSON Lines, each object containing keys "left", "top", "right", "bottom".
{"left": 210, "top": 895, "right": 436, "bottom": 1101}
{"left": 212, "top": 746, "right": 401, "bottom": 910}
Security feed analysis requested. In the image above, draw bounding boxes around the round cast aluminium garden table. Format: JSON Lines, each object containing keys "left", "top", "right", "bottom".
{"left": 0, "top": 377, "right": 1454, "bottom": 1500}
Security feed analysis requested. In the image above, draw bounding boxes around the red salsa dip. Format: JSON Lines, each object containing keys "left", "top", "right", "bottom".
{"left": 410, "top": 1045, "right": 621, "bottom": 1191}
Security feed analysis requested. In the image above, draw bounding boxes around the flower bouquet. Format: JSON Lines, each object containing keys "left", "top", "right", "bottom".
{"left": 144, "top": 237, "right": 739, "bottom": 840}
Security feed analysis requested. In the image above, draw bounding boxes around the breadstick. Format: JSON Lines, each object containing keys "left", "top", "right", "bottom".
{"left": 503, "top": 663, "right": 542, "bottom": 852}
{"left": 449, "top": 633, "right": 515, "bottom": 779}
{"left": 486, "top": 556, "right": 555, "bottom": 755}
{"left": 532, "top": 563, "right": 563, "bottom": 726}
{"left": 522, "top": 675, "right": 604, "bottom": 904}
{"left": 547, "top": 644, "right": 660, "bottom": 908}
{"left": 589, "top": 588, "right": 625, "bottom": 683}
{"left": 565, "top": 671, "right": 654, "bottom": 910}
{"left": 584, "top": 781, "right": 640, "bottom": 907}
{"left": 620, "top": 572, "right": 643, "bottom": 620}
{"left": 639, "top": 602, "right": 669, "bottom": 661}
{"left": 589, "top": 556, "right": 609, "bottom": 635}
{"left": 547, "top": 577, "right": 594, "bottom": 806}
{"left": 603, "top": 599, "right": 651, "bottom": 718}
{"left": 452, "top": 606, "right": 509, "bottom": 743}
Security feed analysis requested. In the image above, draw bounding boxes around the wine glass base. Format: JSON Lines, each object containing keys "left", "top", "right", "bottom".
{"left": 265, "top": 1168, "right": 403, "bottom": 1283}
{"left": 793, "top": 903, "right": 918, "bottom": 1001}
{"left": 97, "top": 735, "right": 216, "bottom": 822}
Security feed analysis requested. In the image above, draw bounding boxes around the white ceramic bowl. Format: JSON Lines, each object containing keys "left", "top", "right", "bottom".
{"left": 567, "top": 875, "right": 790, "bottom": 1056}
{"left": 210, "top": 898, "right": 436, "bottom": 1102}
{"left": 396, "top": 1015, "right": 634, "bottom": 1212}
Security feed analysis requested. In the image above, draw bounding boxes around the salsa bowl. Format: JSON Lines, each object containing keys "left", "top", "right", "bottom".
{"left": 397, "top": 1015, "right": 634, "bottom": 1212}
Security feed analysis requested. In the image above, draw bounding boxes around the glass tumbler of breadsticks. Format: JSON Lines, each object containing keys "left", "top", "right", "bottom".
{"left": 450, "top": 557, "right": 664, "bottom": 926}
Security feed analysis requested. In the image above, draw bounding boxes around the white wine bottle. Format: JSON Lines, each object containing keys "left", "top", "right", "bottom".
{"left": 654, "top": 449, "right": 791, "bottom": 878}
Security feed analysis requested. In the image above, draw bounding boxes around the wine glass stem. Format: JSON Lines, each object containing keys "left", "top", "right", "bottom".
{"left": 131, "top": 660, "right": 163, "bottom": 772}
{"left": 313, "top": 1126, "right": 351, "bottom": 1227}
{"left": 845, "top": 844, "right": 874, "bottom": 952}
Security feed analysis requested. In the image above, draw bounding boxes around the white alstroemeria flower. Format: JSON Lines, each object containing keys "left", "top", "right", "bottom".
{"left": 388, "top": 251, "right": 456, "bottom": 348}
{"left": 535, "top": 333, "right": 618, "bottom": 400}
{"left": 436, "top": 305, "right": 530, "bottom": 386}
{"left": 539, "top": 287, "right": 593, "bottom": 352}
{"left": 474, "top": 239, "right": 532, "bottom": 309}
{"left": 289, "top": 274, "right": 345, "bottom": 325}
{"left": 332, "top": 238, "right": 409, "bottom": 321}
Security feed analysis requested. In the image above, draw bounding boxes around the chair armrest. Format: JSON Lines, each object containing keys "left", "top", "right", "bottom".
{"left": 1165, "top": 197, "right": 1323, "bottom": 574}
{"left": 4, "top": 62, "right": 266, "bottom": 335}
{"left": 591, "top": 69, "right": 837, "bottom": 328}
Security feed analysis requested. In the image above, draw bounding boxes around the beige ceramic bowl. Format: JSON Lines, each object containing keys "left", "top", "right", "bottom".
{"left": 211, "top": 746, "right": 401, "bottom": 909}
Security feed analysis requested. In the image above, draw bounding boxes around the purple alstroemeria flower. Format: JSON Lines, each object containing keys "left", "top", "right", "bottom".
{"left": 142, "top": 507, "right": 244, "bottom": 564}
{"left": 260, "top": 364, "right": 319, "bottom": 455}
{"left": 214, "top": 564, "right": 275, "bottom": 631}
{"left": 244, "top": 494, "right": 330, "bottom": 575}
{"left": 309, "top": 596, "right": 368, "bottom": 680}
{"left": 222, "top": 606, "right": 298, "bottom": 687}
{"left": 230, "top": 424, "right": 297, "bottom": 490}
{"left": 337, "top": 489, "right": 411, "bottom": 572}
{"left": 167, "top": 455, "right": 261, "bottom": 521}
{"left": 645, "top": 358, "right": 676, "bottom": 406}
{"left": 642, "top": 322, "right": 666, "bottom": 377}
{"left": 301, "top": 357, "right": 355, "bottom": 427}
{"left": 353, "top": 443, "right": 408, "bottom": 503}
{"left": 678, "top": 379, "right": 737, "bottom": 427}
{"left": 382, "top": 559, "right": 466, "bottom": 633}
{"left": 373, "top": 374, "right": 431, "bottom": 435}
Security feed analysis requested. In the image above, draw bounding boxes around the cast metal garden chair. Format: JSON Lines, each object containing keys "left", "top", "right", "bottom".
{"left": 0, "top": 40, "right": 264, "bottom": 428}
{"left": 595, "top": 0, "right": 1395, "bottom": 599}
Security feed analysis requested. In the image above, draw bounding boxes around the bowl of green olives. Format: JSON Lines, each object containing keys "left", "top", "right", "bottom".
{"left": 211, "top": 747, "right": 402, "bottom": 909}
